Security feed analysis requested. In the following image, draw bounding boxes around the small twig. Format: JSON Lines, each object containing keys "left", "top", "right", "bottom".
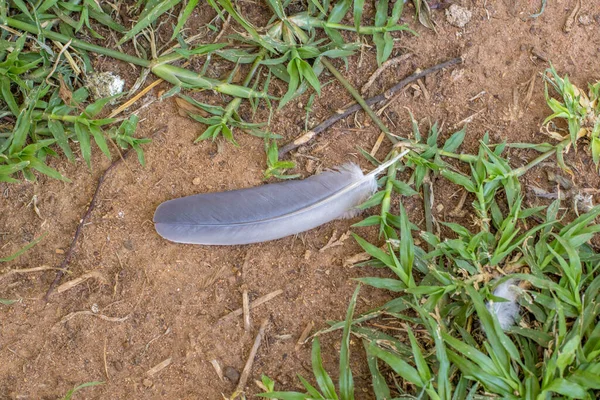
{"left": 0, "top": 265, "right": 59, "bottom": 280}
{"left": 218, "top": 290, "right": 283, "bottom": 323}
{"left": 231, "top": 318, "right": 269, "bottom": 399}
{"left": 242, "top": 290, "right": 251, "bottom": 332}
{"left": 56, "top": 270, "right": 108, "bottom": 293}
{"left": 210, "top": 359, "right": 224, "bottom": 381}
{"left": 146, "top": 358, "right": 172, "bottom": 376}
{"left": 213, "top": 14, "right": 231, "bottom": 43}
{"left": 59, "top": 310, "right": 129, "bottom": 324}
{"left": 46, "top": 39, "right": 72, "bottom": 84}
{"left": 109, "top": 79, "right": 163, "bottom": 118}
{"left": 44, "top": 126, "right": 168, "bottom": 301}
{"left": 563, "top": 0, "right": 581, "bottom": 33}
{"left": 103, "top": 337, "right": 110, "bottom": 382}
{"left": 295, "top": 321, "right": 314, "bottom": 351}
{"left": 279, "top": 57, "right": 462, "bottom": 157}
{"left": 361, "top": 53, "right": 412, "bottom": 94}
{"left": 322, "top": 58, "right": 395, "bottom": 143}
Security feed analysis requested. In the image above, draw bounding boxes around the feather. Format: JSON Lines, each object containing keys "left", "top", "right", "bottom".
{"left": 486, "top": 278, "right": 520, "bottom": 330}
{"left": 154, "top": 150, "right": 409, "bottom": 245}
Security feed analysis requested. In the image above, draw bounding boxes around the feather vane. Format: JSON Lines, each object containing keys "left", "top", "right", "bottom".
{"left": 154, "top": 150, "right": 408, "bottom": 245}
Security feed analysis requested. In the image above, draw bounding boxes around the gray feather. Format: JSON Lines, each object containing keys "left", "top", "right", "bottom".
{"left": 486, "top": 278, "right": 520, "bottom": 330}
{"left": 154, "top": 150, "right": 408, "bottom": 245}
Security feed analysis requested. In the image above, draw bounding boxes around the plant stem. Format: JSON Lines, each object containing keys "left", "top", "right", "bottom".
{"left": 223, "top": 48, "right": 267, "bottom": 118}
{"left": 5, "top": 18, "right": 151, "bottom": 67}
{"left": 322, "top": 58, "right": 398, "bottom": 144}
{"left": 4, "top": 18, "right": 268, "bottom": 98}
{"left": 423, "top": 173, "right": 434, "bottom": 252}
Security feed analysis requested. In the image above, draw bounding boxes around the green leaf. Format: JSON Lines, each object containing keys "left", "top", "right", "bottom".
{"left": 0, "top": 233, "right": 47, "bottom": 262}
{"left": 407, "top": 327, "right": 431, "bottom": 382}
{"left": 171, "top": 0, "right": 200, "bottom": 40}
{"left": 117, "top": 0, "right": 183, "bottom": 45}
{"left": 368, "top": 342, "right": 424, "bottom": 387}
{"left": 74, "top": 122, "right": 92, "bottom": 168}
{"left": 543, "top": 378, "right": 588, "bottom": 399}
{"left": 258, "top": 392, "right": 308, "bottom": 400}
{"left": 61, "top": 381, "right": 104, "bottom": 400}
{"left": 364, "top": 341, "right": 391, "bottom": 400}
{"left": 25, "top": 156, "right": 70, "bottom": 182}
{"left": 443, "top": 126, "right": 467, "bottom": 152}
{"left": 311, "top": 339, "right": 338, "bottom": 400}
{"left": 339, "top": 286, "right": 359, "bottom": 400}
{"left": 441, "top": 169, "right": 476, "bottom": 192}
{"left": 352, "top": 233, "right": 393, "bottom": 267}
{"left": 391, "top": 180, "right": 418, "bottom": 196}
{"left": 47, "top": 119, "right": 74, "bottom": 161}
{"left": 89, "top": 125, "right": 111, "bottom": 160}
{"left": 354, "top": 277, "right": 406, "bottom": 292}
{"left": 0, "top": 299, "right": 18, "bottom": 305}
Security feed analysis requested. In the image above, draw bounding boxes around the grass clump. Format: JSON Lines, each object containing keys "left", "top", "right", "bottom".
{"left": 543, "top": 65, "right": 600, "bottom": 167}
{"left": 259, "top": 115, "right": 600, "bottom": 398}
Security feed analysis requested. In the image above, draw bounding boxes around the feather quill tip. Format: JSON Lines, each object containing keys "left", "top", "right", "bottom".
{"left": 486, "top": 279, "right": 520, "bottom": 330}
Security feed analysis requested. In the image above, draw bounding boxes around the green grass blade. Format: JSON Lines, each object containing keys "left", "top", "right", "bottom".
{"left": 0, "top": 233, "right": 47, "bottom": 262}
{"left": 311, "top": 339, "right": 338, "bottom": 399}
{"left": 117, "top": 0, "right": 182, "bottom": 45}
{"left": 339, "top": 285, "right": 359, "bottom": 400}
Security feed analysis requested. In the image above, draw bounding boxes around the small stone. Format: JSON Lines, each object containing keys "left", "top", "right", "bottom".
{"left": 578, "top": 14, "right": 593, "bottom": 26}
{"left": 192, "top": 177, "right": 202, "bottom": 185}
{"left": 143, "top": 378, "right": 153, "bottom": 388}
{"left": 91, "top": 303, "right": 99, "bottom": 313}
{"left": 123, "top": 239, "right": 134, "bottom": 251}
{"left": 113, "top": 360, "right": 124, "bottom": 371}
{"left": 446, "top": 4, "right": 472, "bottom": 28}
{"left": 451, "top": 69, "right": 465, "bottom": 82}
{"left": 224, "top": 366, "right": 240, "bottom": 384}
{"left": 436, "top": 204, "right": 444, "bottom": 213}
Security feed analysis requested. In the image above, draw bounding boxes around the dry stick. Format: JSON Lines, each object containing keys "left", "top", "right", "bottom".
{"left": 295, "top": 321, "right": 314, "bottom": 351}
{"left": 232, "top": 318, "right": 269, "bottom": 399}
{"left": 103, "top": 337, "right": 110, "bottom": 382}
{"left": 279, "top": 57, "right": 462, "bottom": 157}
{"left": 322, "top": 58, "right": 394, "bottom": 143}
{"left": 361, "top": 53, "right": 412, "bottom": 95}
{"left": 242, "top": 290, "right": 251, "bottom": 331}
{"left": 44, "top": 126, "right": 168, "bottom": 301}
{"left": 218, "top": 289, "right": 283, "bottom": 323}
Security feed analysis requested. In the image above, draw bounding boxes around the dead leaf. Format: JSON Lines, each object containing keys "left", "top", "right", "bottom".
{"left": 174, "top": 97, "right": 209, "bottom": 118}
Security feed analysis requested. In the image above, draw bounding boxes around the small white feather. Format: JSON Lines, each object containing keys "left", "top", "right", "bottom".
{"left": 486, "top": 279, "right": 520, "bottom": 330}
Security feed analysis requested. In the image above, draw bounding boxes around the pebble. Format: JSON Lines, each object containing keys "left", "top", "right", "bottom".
{"left": 143, "top": 378, "right": 153, "bottom": 388}
{"left": 193, "top": 177, "right": 202, "bottom": 185}
{"left": 446, "top": 4, "right": 472, "bottom": 28}
{"left": 113, "top": 360, "right": 124, "bottom": 371}
{"left": 224, "top": 366, "right": 241, "bottom": 384}
{"left": 578, "top": 14, "right": 593, "bottom": 26}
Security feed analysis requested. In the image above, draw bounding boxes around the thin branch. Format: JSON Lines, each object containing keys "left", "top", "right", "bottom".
{"left": 44, "top": 126, "right": 168, "bottom": 301}
{"left": 279, "top": 57, "right": 462, "bottom": 157}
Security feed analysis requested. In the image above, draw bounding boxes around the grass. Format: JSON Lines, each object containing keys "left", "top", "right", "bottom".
{"left": 258, "top": 119, "right": 600, "bottom": 399}
{"left": 1, "top": 0, "right": 426, "bottom": 181}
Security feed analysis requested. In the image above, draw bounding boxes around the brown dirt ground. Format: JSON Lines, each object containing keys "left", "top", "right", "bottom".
{"left": 2, "top": 1, "right": 600, "bottom": 399}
